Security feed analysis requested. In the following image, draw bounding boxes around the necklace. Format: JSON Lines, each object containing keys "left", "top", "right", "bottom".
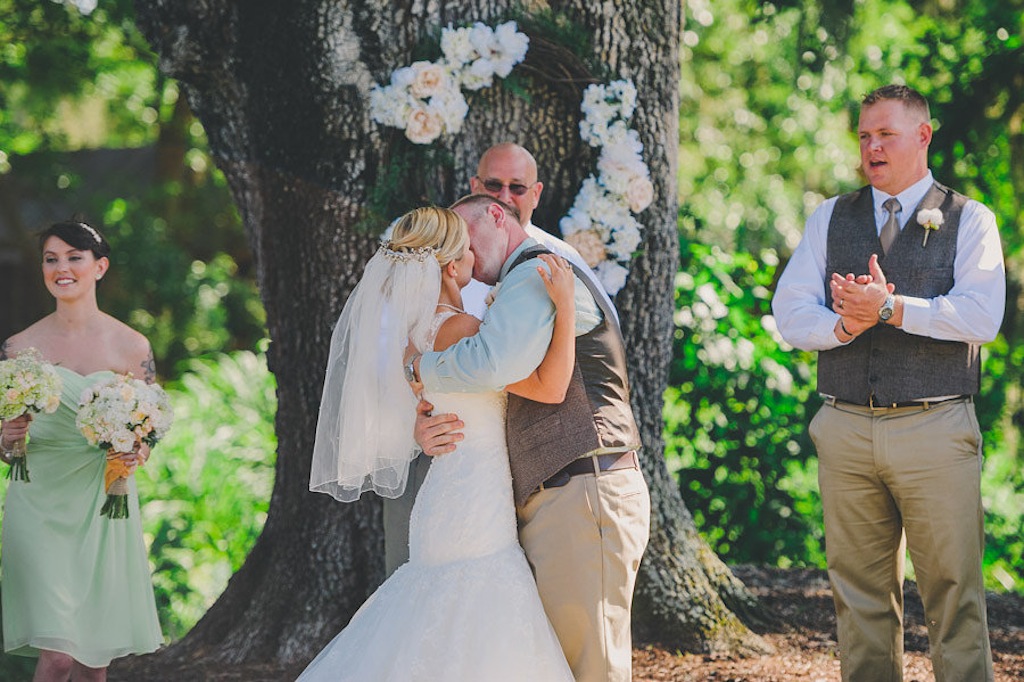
{"left": 437, "top": 302, "right": 466, "bottom": 314}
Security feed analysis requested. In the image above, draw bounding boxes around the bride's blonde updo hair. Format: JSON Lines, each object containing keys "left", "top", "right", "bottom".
{"left": 388, "top": 207, "right": 468, "bottom": 267}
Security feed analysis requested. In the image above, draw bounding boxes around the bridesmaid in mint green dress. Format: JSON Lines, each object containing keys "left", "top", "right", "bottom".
{"left": 1, "top": 220, "right": 162, "bottom": 681}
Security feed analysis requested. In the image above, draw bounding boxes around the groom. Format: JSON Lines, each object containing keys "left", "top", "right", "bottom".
{"left": 405, "top": 195, "right": 650, "bottom": 682}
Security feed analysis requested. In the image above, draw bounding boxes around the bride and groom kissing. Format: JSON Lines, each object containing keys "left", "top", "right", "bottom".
{"left": 301, "top": 145, "right": 651, "bottom": 681}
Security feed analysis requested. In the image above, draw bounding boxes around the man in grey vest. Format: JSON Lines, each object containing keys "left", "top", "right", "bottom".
{"left": 405, "top": 194, "right": 650, "bottom": 682}
{"left": 773, "top": 84, "right": 1004, "bottom": 682}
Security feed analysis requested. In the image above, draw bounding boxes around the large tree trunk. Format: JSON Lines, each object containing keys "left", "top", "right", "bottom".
{"left": 130, "top": 0, "right": 769, "bottom": 669}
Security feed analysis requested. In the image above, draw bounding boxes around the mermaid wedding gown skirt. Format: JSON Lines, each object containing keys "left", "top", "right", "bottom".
{"left": 298, "top": 389, "right": 572, "bottom": 681}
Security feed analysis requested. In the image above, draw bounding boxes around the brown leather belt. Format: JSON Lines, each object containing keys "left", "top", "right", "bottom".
{"left": 831, "top": 395, "right": 968, "bottom": 411}
{"left": 538, "top": 451, "right": 639, "bottom": 491}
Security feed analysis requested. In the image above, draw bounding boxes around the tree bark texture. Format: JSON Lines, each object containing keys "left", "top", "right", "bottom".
{"left": 132, "top": 0, "right": 768, "bottom": 666}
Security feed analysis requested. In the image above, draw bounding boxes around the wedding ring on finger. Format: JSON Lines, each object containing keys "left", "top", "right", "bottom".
{"left": 838, "top": 298, "right": 845, "bottom": 309}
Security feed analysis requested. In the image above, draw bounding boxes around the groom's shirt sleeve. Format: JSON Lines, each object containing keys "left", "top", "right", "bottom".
{"left": 419, "top": 258, "right": 600, "bottom": 393}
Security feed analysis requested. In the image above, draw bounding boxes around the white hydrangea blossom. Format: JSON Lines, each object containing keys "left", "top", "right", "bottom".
{"left": 0, "top": 349, "right": 63, "bottom": 420}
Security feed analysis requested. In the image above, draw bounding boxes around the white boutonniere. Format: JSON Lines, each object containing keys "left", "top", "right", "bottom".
{"left": 916, "top": 208, "right": 944, "bottom": 247}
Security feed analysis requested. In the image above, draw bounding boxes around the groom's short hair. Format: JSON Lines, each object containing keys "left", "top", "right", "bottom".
{"left": 862, "top": 84, "right": 930, "bottom": 123}
{"left": 450, "top": 193, "right": 521, "bottom": 224}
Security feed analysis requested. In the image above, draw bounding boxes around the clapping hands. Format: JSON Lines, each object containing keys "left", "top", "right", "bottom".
{"left": 830, "top": 254, "right": 895, "bottom": 337}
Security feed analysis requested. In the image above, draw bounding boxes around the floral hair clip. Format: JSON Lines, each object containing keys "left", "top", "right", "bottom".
{"left": 79, "top": 223, "right": 103, "bottom": 245}
{"left": 378, "top": 241, "right": 438, "bottom": 263}
{"left": 916, "top": 209, "right": 943, "bottom": 247}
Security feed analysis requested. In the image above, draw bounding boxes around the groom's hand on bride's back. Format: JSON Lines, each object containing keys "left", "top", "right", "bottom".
{"left": 414, "top": 398, "right": 464, "bottom": 456}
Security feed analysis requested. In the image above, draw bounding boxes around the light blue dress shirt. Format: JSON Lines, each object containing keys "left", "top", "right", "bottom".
{"left": 419, "top": 238, "right": 603, "bottom": 393}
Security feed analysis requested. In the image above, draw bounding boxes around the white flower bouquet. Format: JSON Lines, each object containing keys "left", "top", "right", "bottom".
{"left": 76, "top": 374, "right": 173, "bottom": 519}
{"left": 0, "top": 348, "right": 63, "bottom": 481}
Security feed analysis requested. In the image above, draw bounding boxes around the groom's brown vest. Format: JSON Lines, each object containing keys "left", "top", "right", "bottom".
{"left": 504, "top": 247, "right": 641, "bottom": 506}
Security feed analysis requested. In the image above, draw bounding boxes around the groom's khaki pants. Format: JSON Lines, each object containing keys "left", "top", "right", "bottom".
{"left": 517, "top": 463, "right": 650, "bottom": 682}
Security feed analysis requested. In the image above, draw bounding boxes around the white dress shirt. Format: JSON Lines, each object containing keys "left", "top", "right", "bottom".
{"left": 462, "top": 222, "right": 619, "bottom": 322}
{"left": 772, "top": 171, "right": 1005, "bottom": 352}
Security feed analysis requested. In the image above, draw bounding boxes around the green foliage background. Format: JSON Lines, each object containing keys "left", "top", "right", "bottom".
{"left": 0, "top": 2, "right": 1022, "bottom": 674}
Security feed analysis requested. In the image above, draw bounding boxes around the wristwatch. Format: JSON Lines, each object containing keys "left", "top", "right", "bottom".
{"left": 403, "top": 355, "right": 419, "bottom": 383}
{"left": 878, "top": 294, "right": 896, "bottom": 323}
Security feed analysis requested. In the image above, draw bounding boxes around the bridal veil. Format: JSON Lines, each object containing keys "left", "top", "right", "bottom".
{"left": 310, "top": 242, "right": 440, "bottom": 502}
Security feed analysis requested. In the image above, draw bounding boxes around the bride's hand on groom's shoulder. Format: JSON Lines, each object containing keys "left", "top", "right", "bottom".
{"left": 414, "top": 398, "right": 464, "bottom": 457}
{"left": 536, "top": 254, "right": 575, "bottom": 314}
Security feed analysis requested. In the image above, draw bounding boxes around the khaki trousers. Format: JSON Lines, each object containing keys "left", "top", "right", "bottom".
{"left": 517, "top": 465, "right": 651, "bottom": 682}
{"left": 810, "top": 398, "right": 993, "bottom": 682}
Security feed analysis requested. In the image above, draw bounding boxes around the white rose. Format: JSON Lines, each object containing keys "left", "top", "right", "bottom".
{"left": 441, "top": 26, "right": 476, "bottom": 67}
{"left": 564, "top": 229, "right": 608, "bottom": 268}
{"left": 625, "top": 175, "right": 654, "bottom": 213}
{"left": 491, "top": 56, "right": 517, "bottom": 79}
{"left": 559, "top": 206, "right": 593, "bottom": 236}
{"left": 607, "top": 223, "right": 643, "bottom": 260}
{"left": 111, "top": 431, "right": 136, "bottom": 454}
{"left": 494, "top": 21, "right": 529, "bottom": 64}
{"left": 469, "top": 22, "right": 496, "bottom": 58}
{"left": 405, "top": 107, "right": 444, "bottom": 144}
{"left": 595, "top": 260, "right": 630, "bottom": 295}
{"left": 410, "top": 61, "right": 449, "bottom": 99}
{"left": 390, "top": 66, "right": 416, "bottom": 89}
{"left": 429, "top": 87, "right": 468, "bottom": 133}
{"left": 461, "top": 58, "right": 496, "bottom": 90}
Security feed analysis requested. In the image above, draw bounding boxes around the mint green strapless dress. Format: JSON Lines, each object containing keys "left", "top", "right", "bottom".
{"left": 1, "top": 367, "right": 163, "bottom": 668}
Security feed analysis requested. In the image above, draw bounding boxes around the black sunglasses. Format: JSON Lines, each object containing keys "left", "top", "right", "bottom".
{"left": 478, "top": 178, "right": 534, "bottom": 196}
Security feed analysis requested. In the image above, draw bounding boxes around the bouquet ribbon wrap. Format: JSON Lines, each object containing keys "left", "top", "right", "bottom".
{"left": 101, "top": 450, "right": 134, "bottom": 519}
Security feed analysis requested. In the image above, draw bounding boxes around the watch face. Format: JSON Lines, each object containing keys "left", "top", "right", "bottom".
{"left": 879, "top": 307, "right": 893, "bottom": 321}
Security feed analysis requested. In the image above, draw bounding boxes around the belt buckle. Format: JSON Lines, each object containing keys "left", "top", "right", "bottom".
{"left": 868, "top": 395, "right": 895, "bottom": 411}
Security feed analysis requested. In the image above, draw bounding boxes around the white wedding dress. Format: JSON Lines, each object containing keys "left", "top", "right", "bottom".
{"left": 298, "top": 313, "right": 572, "bottom": 681}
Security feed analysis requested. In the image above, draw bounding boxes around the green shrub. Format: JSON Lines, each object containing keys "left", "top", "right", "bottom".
{"left": 665, "top": 241, "right": 826, "bottom": 567}
{"left": 137, "top": 349, "right": 277, "bottom": 640}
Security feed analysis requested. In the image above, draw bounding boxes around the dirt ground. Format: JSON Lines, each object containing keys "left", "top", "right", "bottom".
{"left": 110, "top": 565, "right": 1024, "bottom": 681}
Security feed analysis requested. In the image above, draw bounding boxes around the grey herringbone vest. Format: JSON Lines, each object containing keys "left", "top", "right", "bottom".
{"left": 818, "top": 182, "right": 979, "bottom": 404}
{"left": 505, "top": 247, "right": 641, "bottom": 506}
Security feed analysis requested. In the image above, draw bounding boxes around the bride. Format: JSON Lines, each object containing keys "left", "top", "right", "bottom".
{"left": 301, "top": 206, "right": 576, "bottom": 680}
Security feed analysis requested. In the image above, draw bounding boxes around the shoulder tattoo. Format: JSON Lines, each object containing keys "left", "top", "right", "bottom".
{"left": 141, "top": 348, "right": 156, "bottom": 383}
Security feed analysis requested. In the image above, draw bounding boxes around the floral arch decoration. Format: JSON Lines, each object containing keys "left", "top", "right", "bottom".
{"left": 367, "top": 21, "right": 654, "bottom": 296}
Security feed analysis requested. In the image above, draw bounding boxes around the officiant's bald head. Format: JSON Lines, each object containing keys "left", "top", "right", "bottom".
{"left": 470, "top": 143, "right": 544, "bottom": 227}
